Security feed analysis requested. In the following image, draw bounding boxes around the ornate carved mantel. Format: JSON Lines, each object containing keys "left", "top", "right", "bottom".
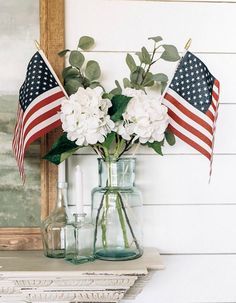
{"left": 0, "top": 248, "right": 164, "bottom": 302}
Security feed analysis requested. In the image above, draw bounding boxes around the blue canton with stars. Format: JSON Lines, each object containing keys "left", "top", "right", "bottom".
{"left": 170, "top": 51, "right": 215, "bottom": 113}
{"left": 19, "top": 51, "right": 58, "bottom": 112}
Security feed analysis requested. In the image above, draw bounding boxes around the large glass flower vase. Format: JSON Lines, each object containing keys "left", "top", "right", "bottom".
{"left": 92, "top": 158, "right": 143, "bottom": 261}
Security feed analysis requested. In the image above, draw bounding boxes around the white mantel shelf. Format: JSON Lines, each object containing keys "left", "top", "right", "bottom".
{"left": 0, "top": 248, "right": 164, "bottom": 303}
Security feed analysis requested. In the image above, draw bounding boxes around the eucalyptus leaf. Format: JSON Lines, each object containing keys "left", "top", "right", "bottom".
{"left": 43, "top": 133, "right": 80, "bottom": 165}
{"left": 78, "top": 36, "right": 95, "bottom": 50}
{"left": 110, "top": 87, "right": 122, "bottom": 95}
{"left": 102, "top": 93, "right": 113, "bottom": 100}
{"left": 64, "top": 78, "right": 83, "bottom": 95}
{"left": 110, "top": 80, "right": 122, "bottom": 95}
{"left": 85, "top": 60, "right": 101, "bottom": 81}
{"left": 135, "top": 51, "right": 144, "bottom": 63}
{"left": 161, "top": 45, "right": 180, "bottom": 62}
{"left": 115, "top": 80, "right": 122, "bottom": 90}
{"left": 69, "top": 50, "right": 85, "bottom": 69}
{"left": 148, "top": 36, "right": 163, "bottom": 43}
{"left": 62, "top": 67, "right": 79, "bottom": 81}
{"left": 89, "top": 82, "right": 101, "bottom": 89}
{"left": 161, "top": 81, "right": 168, "bottom": 94}
{"left": 143, "top": 72, "right": 154, "bottom": 87}
{"left": 165, "top": 129, "right": 176, "bottom": 146}
{"left": 141, "top": 47, "right": 151, "bottom": 64}
{"left": 108, "top": 95, "right": 132, "bottom": 122}
{"left": 126, "top": 54, "right": 137, "bottom": 73}
{"left": 147, "top": 141, "right": 163, "bottom": 156}
{"left": 130, "top": 66, "right": 145, "bottom": 85}
{"left": 123, "top": 78, "right": 132, "bottom": 88}
{"left": 58, "top": 49, "right": 70, "bottom": 57}
{"left": 152, "top": 73, "right": 168, "bottom": 82}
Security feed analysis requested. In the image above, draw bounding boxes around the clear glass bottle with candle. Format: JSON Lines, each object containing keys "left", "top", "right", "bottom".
{"left": 41, "top": 181, "right": 69, "bottom": 258}
{"left": 65, "top": 213, "right": 94, "bottom": 264}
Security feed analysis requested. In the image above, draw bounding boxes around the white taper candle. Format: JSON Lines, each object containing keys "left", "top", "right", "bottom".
{"left": 75, "top": 164, "right": 84, "bottom": 214}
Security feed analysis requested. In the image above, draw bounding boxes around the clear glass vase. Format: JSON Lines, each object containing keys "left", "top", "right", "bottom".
{"left": 92, "top": 158, "right": 143, "bottom": 261}
{"left": 41, "top": 182, "right": 68, "bottom": 258}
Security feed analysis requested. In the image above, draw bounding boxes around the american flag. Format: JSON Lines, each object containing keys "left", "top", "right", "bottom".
{"left": 12, "top": 50, "right": 67, "bottom": 181}
{"left": 163, "top": 51, "right": 220, "bottom": 175}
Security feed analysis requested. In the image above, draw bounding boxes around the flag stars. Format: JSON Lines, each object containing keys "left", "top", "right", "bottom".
{"left": 170, "top": 52, "right": 215, "bottom": 113}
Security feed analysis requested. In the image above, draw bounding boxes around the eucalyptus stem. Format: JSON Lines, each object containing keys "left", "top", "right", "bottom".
{"left": 116, "top": 192, "right": 129, "bottom": 248}
{"left": 117, "top": 192, "right": 141, "bottom": 251}
{"left": 140, "top": 43, "right": 163, "bottom": 86}
{"left": 93, "top": 191, "right": 107, "bottom": 252}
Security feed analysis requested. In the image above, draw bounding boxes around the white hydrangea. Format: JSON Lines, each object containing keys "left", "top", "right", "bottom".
{"left": 60, "top": 87, "right": 114, "bottom": 146}
{"left": 120, "top": 88, "right": 170, "bottom": 144}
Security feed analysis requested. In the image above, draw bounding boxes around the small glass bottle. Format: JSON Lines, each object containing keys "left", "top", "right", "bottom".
{"left": 65, "top": 213, "right": 94, "bottom": 264}
{"left": 41, "top": 182, "right": 69, "bottom": 258}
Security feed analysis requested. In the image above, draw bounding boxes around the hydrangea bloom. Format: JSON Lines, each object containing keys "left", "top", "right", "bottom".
{"left": 60, "top": 87, "right": 114, "bottom": 146}
{"left": 120, "top": 88, "right": 170, "bottom": 144}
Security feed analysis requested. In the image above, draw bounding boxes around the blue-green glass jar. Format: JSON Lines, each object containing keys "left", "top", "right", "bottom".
{"left": 91, "top": 158, "right": 143, "bottom": 261}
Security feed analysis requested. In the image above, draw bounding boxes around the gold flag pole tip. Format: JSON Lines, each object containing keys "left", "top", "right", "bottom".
{"left": 34, "top": 40, "right": 41, "bottom": 51}
{"left": 184, "top": 38, "right": 192, "bottom": 51}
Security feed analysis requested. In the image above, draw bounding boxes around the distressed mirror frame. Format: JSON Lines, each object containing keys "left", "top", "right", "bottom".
{"left": 0, "top": 0, "right": 65, "bottom": 250}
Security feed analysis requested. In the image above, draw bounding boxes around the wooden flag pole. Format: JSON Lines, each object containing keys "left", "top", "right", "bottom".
{"left": 34, "top": 40, "right": 41, "bottom": 51}
{"left": 184, "top": 38, "right": 192, "bottom": 51}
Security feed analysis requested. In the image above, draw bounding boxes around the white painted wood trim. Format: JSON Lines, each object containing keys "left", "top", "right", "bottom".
{"left": 0, "top": 248, "right": 163, "bottom": 303}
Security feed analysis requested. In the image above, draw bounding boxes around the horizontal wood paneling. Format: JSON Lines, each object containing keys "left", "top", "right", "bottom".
{"left": 65, "top": 1, "right": 236, "bottom": 301}
{"left": 143, "top": 205, "right": 236, "bottom": 253}
{"left": 66, "top": 0, "right": 236, "bottom": 53}
{"left": 123, "top": 254, "right": 236, "bottom": 303}
{"left": 67, "top": 155, "right": 236, "bottom": 205}
{"left": 74, "top": 52, "right": 235, "bottom": 103}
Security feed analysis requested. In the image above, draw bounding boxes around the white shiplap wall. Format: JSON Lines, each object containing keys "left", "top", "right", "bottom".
{"left": 65, "top": 1, "right": 236, "bottom": 302}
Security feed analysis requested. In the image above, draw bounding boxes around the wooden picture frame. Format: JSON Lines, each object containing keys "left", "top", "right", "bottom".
{"left": 0, "top": 0, "right": 65, "bottom": 250}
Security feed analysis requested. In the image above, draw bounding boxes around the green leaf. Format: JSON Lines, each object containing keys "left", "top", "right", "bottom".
{"left": 110, "top": 80, "right": 122, "bottom": 95}
{"left": 126, "top": 54, "right": 137, "bottom": 73}
{"left": 135, "top": 51, "right": 144, "bottom": 64}
{"left": 103, "top": 131, "right": 116, "bottom": 149}
{"left": 110, "top": 87, "right": 122, "bottom": 95}
{"left": 69, "top": 50, "right": 85, "bottom": 69}
{"left": 102, "top": 93, "right": 113, "bottom": 100}
{"left": 85, "top": 60, "right": 101, "bottom": 81}
{"left": 141, "top": 47, "right": 151, "bottom": 64}
{"left": 62, "top": 67, "right": 79, "bottom": 81}
{"left": 148, "top": 36, "right": 163, "bottom": 43}
{"left": 58, "top": 49, "right": 70, "bottom": 57}
{"left": 152, "top": 73, "right": 168, "bottom": 82}
{"left": 143, "top": 72, "right": 154, "bottom": 87}
{"left": 161, "top": 81, "right": 168, "bottom": 94}
{"left": 165, "top": 129, "right": 176, "bottom": 146}
{"left": 64, "top": 78, "right": 83, "bottom": 95}
{"left": 43, "top": 133, "right": 80, "bottom": 165}
{"left": 147, "top": 141, "right": 163, "bottom": 156}
{"left": 89, "top": 82, "right": 101, "bottom": 89}
{"left": 77, "top": 36, "right": 95, "bottom": 50}
{"left": 123, "top": 77, "right": 132, "bottom": 88}
{"left": 161, "top": 45, "right": 180, "bottom": 62}
{"left": 108, "top": 95, "right": 132, "bottom": 122}
{"left": 130, "top": 66, "right": 145, "bottom": 85}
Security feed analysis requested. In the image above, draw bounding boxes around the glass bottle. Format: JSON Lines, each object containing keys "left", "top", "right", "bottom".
{"left": 41, "top": 182, "right": 68, "bottom": 258}
{"left": 92, "top": 158, "right": 143, "bottom": 261}
{"left": 65, "top": 213, "right": 94, "bottom": 264}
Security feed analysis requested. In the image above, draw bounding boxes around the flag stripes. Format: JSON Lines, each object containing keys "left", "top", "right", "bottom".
{"left": 12, "top": 50, "right": 67, "bottom": 181}
{"left": 162, "top": 51, "right": 220, "bottom": 177}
